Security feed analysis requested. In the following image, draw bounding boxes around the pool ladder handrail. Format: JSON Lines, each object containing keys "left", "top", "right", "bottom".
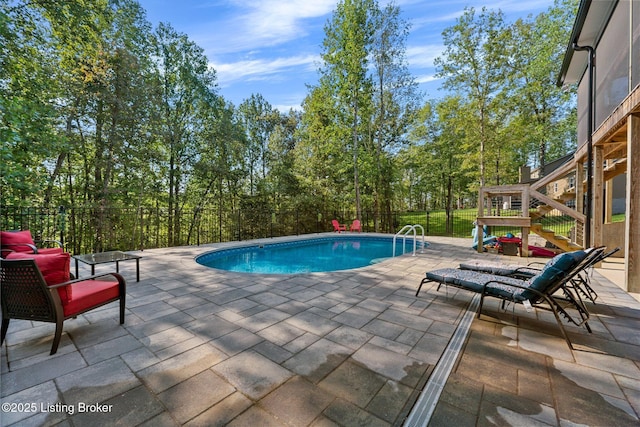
{"left": 393, "top": 224, "right": 426, "bottom": 257}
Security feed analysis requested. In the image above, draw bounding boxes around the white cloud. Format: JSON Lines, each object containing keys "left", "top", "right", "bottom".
{"left": 406, "top": 44, "right": 443, "bottom": 69}
{"left": 199, "top": 0, "right": 335, "bottom": 54}
{"left": 211, "top": 54, "right": 319, "bottom": 86}
{"left": 415, "top": 74, "right": 440, "bottom": 84}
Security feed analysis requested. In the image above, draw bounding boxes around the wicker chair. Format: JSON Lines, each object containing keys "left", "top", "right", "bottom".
{"left": 1, "top": 258, "right": 126, "bottom": 355}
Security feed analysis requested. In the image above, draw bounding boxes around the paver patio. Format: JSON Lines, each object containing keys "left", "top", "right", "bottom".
{"left": 1, "top": 235, "right": 639, "bottom": 426}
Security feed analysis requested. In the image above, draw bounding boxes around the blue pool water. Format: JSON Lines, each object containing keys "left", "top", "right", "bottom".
{"left": 196, "top": 236, "right": 424, "bottom": 274}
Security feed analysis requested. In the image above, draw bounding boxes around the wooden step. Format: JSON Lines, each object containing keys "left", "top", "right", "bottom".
{"left": 530, "top": 224, "right": 583, "bottom": 252}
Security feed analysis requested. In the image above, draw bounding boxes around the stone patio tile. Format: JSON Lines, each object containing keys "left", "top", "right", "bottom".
{"left": 408, "top": 332, "right": 452, "bottom": 365}
{"left": 455, "top": 351, "right": 518, "bottom": 394}
{"left": 328, "top": 302, "right": 354, "bottom": 315}
{"left": 70, "top": 385, "right": 164, "bottom": 427}
{"left": 476, "top": 398, "right": 557, "bottom": 427}
{"left": 167, "top": 294, "right": 210, "bottom": 311}
{"left": 356, "top": 298, "right": 392, "bottom": 313}
{"left": 274, "top": 299, "right": 309, "bottom": 315}
{"left": 361, "top": 319, "right": 405, "bottom": 340}
{"left": 286, "top": 310, "right": 341, "bottom": 336}
{"left": 367, "top": 379, "right": 415, "bottom": 424}
{"left": 482, "top": 384, "right": 558, "bottom": 426}
{"left": 289, "top": 288, "right": 327, "bottom": 303}
{"left": 235, "top": 308, "right": 290, "bottom": 332}
{"left": 0, "top": 381, "right": 66, "bottom": 426}
{"left": 211, "top": 328, "right": 263, "bottom": 355}
{"left": 66, "top": 318, "right": 129, "bottom": 349}
{"left": 121, "top": 347, "right": 162, "bottom": 372}
{"left": 227, "top": 405, "right": 286, "bottom": 427}
{"left": 252, "top": 340, "right": 293, "bottom": 364}
{"left": 138, "top": 412, "right": 182, "bottom": 427}
{"left": 261, "top": 376, "right": 335, "bottom": 426}
{"left": 129, "top": 301, "right": 180, "bottom": 321}
{"left": 369, "top": 336, "right": 412, "bottom": 355}
{"left": 428, "top": 400, "right": 478, "bottom": 427}
{"left": 325, "top": 325, "right": 373, "bottom": 350}
{"left": 80, "top": 334, "right": 143, "bottom": 364}
{"left": 154, "top": 336, "right": 209, "bottom": 360}
{"left": 56, "top": 358, "right": 140, "bottom": 406}
{"left": 158, "top": 369, "right": 236, "bottom": 424}
{"left": 426, "top": 319, "right": 458, "bottom": 338}
{"left": 213, "top": 350, "right": 293, "bottom": 400}
{"left": 211, "top": 288, "right": 254, "bottom": 305}
{"left": 309, "top": 295, "right": 343, "bottom": 310}
{"left": 323, "top": 398, "right": 389, "bottom": 427}
{"left": 332, "top": 306, "right": 380, "bottom": 329}
{"left": 185, "top": 392, "right": 253, "bottom": 427}
{"left": 395, "top": 328, "right": 425, "bottom": 347}
{"left": 222, "top": 298, "right": 260, "bottom": 314}
{"left": 258, "top": 321, "right": 307, "bottom": 346}
{"left": 142, "top": 325, "right": 196, "bottom": 352}
{"left": 186, "top": 314, "right": 240, "bottom": 341}
{"left": 248, "top": 291, "right": 290, "bottom": 307}
{"left": 126, "top": 311, "right": 195, "bottom": 339}
{"left": 283, "top": 332, "right": 322, "bottom": 354}
{"left": 379, "top": 308, "right": 433, "bottom": 331}
{"left": 517, "top": 369, "right": 553, "bottom": 406}
{"left": 351, "top": 343, "right": 427, "bottom": 387}
{"left": 138, "top": 343, "right": 228, "bottom": 393}
{"left": 573, "top": 351, "right": 640, "bottom": 379}
{"left": 284, "top": 338, "right": 351, "bottom": 384}
{"left": 550, "top": 362, "right": 640, "bottom": 425}
{"left": 183, "top": 302, "right": 223, "bottom": 318}
{"left": 1, "top": 351, "right": 86, "bottom": 397}
{"left": 553, "top": 359, "right": 626, "bottom": 399}
{"left": 438, "top": 372, "right": 483, "bottom": 416}
{"left": 319, "top": 360, "right": 386, "bottom": 407}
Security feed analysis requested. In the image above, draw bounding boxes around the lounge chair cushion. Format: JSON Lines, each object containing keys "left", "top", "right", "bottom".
{"left": 525, "top": 250, "right": 587, "bottom": 294}
{"left": 6, "top": 251, "right": 72, "bottom": 303}
{"left": 459, "top": 262, "right": 539, "bottom": 277}
{"left": 425, "top": 268, "right": 526, "bottom": 294}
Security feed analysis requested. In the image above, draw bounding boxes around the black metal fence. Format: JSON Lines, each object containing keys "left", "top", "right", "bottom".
{"left": 1, "top": 206, "right": 479, "bottom": 254}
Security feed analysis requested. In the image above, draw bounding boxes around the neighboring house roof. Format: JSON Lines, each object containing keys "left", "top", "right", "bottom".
{"left": 556, "top": 0, "right": 618, "bottom": 86}
{"left": 531, "top": 152, "right": 575, "bottom": 180}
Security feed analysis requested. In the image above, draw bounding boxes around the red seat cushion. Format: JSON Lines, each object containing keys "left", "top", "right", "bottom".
{"left": 5, "top": 252, "right": 72, "bottom": 303}
{"left": 63, "top": 280, "right": 120, "bottom": 317}
{"left": 1, "top": 230, "right": 36, "bottom": 253}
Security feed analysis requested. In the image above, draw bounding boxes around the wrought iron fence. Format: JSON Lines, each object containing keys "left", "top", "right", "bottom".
{"left": 1, "top": 206, "right": 479, "bottom": 254}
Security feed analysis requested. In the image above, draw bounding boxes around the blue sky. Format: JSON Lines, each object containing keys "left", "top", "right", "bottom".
{"left": 138, "top": 0, "right": 555, "bottom": 111}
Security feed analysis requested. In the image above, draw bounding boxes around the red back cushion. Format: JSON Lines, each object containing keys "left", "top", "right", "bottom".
{"left": 6, "top": 252, "right": 72, "bottom": 303}
{"left": 1, "top": 230, "right": 36, "bottom": 253}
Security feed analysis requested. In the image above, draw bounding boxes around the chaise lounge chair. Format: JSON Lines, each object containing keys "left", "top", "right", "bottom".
{"left": 416, "top": 249, "right": 595, "bottom": 350}
{"left": 458, "top": 246, "right": 618, "bottom": 304}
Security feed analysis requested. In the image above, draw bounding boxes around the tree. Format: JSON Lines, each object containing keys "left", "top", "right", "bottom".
{"left": 320, "top": 0, "right": 376, "bottom": 220}
{"left": 370, "top": 2, "right": 421, "bottom": 230}
{"left": 238, "top": 94, "right": 278, "bottom": 196}
{"left": 504, "top": 0, "right": 578, "bottom": 170}
{"left": 435, "top": 7, "right": 509, "bottom": 188}
{"left": 152, "top": 22, "right": 218, "bottom": 245}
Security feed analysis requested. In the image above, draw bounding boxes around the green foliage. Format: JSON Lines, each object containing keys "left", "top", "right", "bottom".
{"left": 1, "top": 0, "right": 580, "bottom": 248}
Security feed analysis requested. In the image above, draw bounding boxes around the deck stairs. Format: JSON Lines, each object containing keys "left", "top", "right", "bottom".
{"left": 477, "top": 181, "right": 587, "bottom": 254}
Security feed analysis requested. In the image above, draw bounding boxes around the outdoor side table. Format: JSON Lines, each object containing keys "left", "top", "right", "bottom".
{"left": 73, "top": 251, "right": 141, "bottom": 282}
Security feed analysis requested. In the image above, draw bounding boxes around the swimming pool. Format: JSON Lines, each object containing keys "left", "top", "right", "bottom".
{"left": 196, "top": 236, "right": 425, "bottom": 274}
